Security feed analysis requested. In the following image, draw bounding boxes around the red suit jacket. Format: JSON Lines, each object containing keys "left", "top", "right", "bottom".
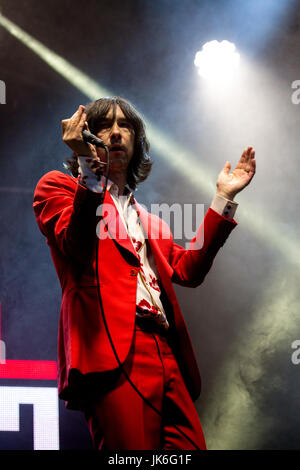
{"left": 33, "top": 170, "right": 236, "bottom": 409}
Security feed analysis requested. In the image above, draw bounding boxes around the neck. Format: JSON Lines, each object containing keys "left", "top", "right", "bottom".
{"left": 108, "top": 171, "right": 127, "bottom": 196}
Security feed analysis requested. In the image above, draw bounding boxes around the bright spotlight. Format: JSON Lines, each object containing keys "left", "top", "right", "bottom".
{"left": 194, "top": 40, "right": 240, "bottom": 83}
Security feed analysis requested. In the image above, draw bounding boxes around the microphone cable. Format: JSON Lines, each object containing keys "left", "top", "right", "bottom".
{"left": 90, "top": 137, "right": 201, "bottom": 451}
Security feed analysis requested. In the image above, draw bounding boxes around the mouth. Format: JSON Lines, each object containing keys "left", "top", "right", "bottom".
{"left": 109, "top": 144, "right": 125, "bottom": 153}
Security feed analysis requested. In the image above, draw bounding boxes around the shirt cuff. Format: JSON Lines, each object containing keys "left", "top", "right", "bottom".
{"left": 77, "top": 156, "right": 103, "bottom": 193}
{"left": 210, "top": 194, "right": 238, "bottom": 219}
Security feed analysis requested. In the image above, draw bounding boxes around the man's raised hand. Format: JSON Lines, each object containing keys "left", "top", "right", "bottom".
{"left": 216, "top": 146, "right": 256, "bottom": 200}
{"left": 61, "top": 105, "right": 97, "bottom": 158}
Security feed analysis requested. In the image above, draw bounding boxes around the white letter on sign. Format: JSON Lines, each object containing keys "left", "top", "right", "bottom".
{"left": 0, "top": 386, "right": 59, "bottom": 449}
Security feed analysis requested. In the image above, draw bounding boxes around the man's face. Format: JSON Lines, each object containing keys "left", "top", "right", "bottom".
{"left": 95, "top": 104, "right": 135, "bottom": 172}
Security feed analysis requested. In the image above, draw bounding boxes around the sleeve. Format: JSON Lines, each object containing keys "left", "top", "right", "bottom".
{"left": 210, "top": 194, "right": 238, "bottom": 219}
{"left": 170, "top": 208, "right": 237, "bottom": 287}
{"left": 77, "top": 156, "right": 105, "bottom": 193}
{"left": 33, "top": 170, "right": 103, "bottom": 265}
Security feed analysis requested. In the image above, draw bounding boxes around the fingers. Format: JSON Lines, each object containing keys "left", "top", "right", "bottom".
{"left": 247, "top": 147, "right": 256, "bottom": 173}
{"left": 247, "top": 147, "right": 255, "bottom": 160}
{"left": 61, "top": 105, "right": 96, "bottom": 156}
{"left": 241, "top": 146, "right": 256, "bottom": 177}
{"left": 83, "top": 120, "right": 91, "bottom": 131}
{"left": 240, "top": 146, "right": 253, "bottom": 161}
{"left": 239, "top": 146, "right": 256, "bottom": 166}
{"left": 71, "top": 105, "right": 86, "bottom": 123}
{"left": 250, "top": 153, "right": 256, "bottom": 173}
{"left": 61, "top": 105, "right": 86, "bottom": 132}
{"left": 72, "top": 105, "right": 87, "bottom": 133}
{"left": 223, "top": 161, "right": 231, "bottom": 174}
{"left": 90, "top": 160, "right": 106, "bottom": 170}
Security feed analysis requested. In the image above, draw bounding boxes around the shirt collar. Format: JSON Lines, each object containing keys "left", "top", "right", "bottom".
{"left": 99, "top": 176, "right": 134, "bottom": 203}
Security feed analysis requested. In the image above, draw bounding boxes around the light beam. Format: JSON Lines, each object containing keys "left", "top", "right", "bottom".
{"left": 0, "top": 12, "right": 299, "bottom": 268}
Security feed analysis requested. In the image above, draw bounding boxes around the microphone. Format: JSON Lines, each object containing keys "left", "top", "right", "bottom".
{"left": 82, "top": 130, "right": 107, "bottom": 149}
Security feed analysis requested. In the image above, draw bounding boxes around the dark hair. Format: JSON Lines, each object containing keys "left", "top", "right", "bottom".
{"left": 64, "top": 96, "right": 152, "bottom": 189}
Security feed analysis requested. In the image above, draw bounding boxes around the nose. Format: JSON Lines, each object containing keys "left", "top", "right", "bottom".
{"left": 110, "top": 121, "right": 121, "bottom": 143}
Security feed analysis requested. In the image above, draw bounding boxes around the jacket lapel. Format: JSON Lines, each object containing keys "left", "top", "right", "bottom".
{"left": 101, "top": 190, "right": 137, "bottom": 259}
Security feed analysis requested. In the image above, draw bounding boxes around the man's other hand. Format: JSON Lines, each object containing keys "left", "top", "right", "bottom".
{"left": 216, "top": 146, "right": 256, "bottom": 200}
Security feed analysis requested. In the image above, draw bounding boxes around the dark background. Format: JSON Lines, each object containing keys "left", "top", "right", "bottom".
{"left": 0, "top": 0, "right": 300, "bottom": 449}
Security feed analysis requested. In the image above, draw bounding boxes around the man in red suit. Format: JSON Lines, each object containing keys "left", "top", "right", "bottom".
{"left": 33, "top": 97, "right": 255, "bottom": 450}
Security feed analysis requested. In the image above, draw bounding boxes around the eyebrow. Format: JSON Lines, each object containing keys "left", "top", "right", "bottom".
{"left": 98, "top": 117, "right": 133, "bottom": 126}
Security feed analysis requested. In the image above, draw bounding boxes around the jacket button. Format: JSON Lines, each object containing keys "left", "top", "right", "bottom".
{"left": 130, "top": 269, "right": 138, "bottom": 276}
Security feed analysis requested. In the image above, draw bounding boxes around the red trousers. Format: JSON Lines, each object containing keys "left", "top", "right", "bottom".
{"left": 83, "top": 327, "right": 206, "bottom": 450}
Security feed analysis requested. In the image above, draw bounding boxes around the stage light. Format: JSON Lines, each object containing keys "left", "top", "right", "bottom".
{"left": 0, "top": 11, "right": 299, "bottom": 269}
{"left": 0, "top": 13, "right": 299, "bottom": 268}
{"left": 194, "top": 40, "right": 240, "bottom": 83}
